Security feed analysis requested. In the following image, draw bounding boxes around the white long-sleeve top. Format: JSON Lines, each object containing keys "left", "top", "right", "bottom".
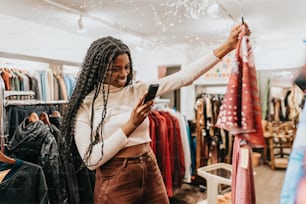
{"left": 75, "top": 51, "right": 220, "bottom": 170}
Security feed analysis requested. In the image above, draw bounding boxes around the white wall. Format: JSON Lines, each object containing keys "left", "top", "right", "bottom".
{"left": 131, "top": 46, "right": 185, "bottom": 82}
{"left": 0, "top": 15, "right": 92, "bottom": 63}
{"left": 254, "top": 36, "right": 306, "bottom": 70}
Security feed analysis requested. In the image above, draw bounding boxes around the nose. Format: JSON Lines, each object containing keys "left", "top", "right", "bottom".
{"left": 119, "top": 68, "right": 129, "bottom": 77}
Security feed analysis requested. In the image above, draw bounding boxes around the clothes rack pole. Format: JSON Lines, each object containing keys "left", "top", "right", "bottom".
{"left": 0, "top": 82, "right": 5, "bottom": 152}
{"left": 4, "top": 99, "right": 68, "bottom": 106}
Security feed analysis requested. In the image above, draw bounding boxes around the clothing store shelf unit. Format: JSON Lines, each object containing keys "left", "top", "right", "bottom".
{"left": 197, "top": 163, "right": 232, "bottom": 204}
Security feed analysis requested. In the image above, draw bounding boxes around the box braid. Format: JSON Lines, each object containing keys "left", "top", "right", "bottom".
{"left": 61, "top": 36, "right": 133, "bottom": 167}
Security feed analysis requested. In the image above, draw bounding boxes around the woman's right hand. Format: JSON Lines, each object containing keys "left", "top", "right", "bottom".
{"left": 122, "top": 92, "right": 154, "bottom": 137}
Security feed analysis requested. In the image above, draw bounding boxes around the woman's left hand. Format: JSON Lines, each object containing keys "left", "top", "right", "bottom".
{"left": 122, "top": 93, "right": 154, "bottom": 137}
{"left": 129, "top": 92, "right": 154, "bottom": 128}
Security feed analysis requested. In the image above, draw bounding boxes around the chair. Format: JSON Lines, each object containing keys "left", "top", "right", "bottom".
{"left": 262, "top": 121, "right": 296, "bottom": 170}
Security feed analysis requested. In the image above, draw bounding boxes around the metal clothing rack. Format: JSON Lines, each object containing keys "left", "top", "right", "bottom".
{"left": 154, "top": 98, "right": 170, "bottom": 105}
{"left": 4, "top": 90, "right": 35, "bottom": 99}
{"left": 2, "top": 90, "right": 69, "bottom": 144}
{"left": 5, "top": 99, "right": 68, "bottom": 106}
{"left": 152, "top": 98, "right": 171, "bottom": 110}
{"left": 0, "top": 82, "right": 6, "bottom": 152}
{"left": 3, "top": 91, "right": 68, "bottom": 106}
{"left": 0, "top": 50, "right": 75, "bottom": 149}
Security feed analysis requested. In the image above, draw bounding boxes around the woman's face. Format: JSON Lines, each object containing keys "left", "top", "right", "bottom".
{"left": 105, "top": 53, "right": 131, "bottom": 88}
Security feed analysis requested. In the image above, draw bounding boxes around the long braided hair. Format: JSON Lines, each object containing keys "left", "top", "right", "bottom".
{"left": 61, "top": 36, "right": 133, "bottom": 167}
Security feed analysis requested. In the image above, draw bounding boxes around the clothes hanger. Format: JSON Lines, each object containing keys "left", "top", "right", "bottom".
{"left": 28, "top": 112, "right": 39, "bottom": 123}
{"left": 238, "top": 0, "right": 245, "bottom": 24}
{"left": 39, "top": 112, "right": 50, "bottom": 125}
{"left": 0, "top": 151, "right": 16, "bottom": 164}
{"left": 0, "top": 137, "right": 16, "bottom": 164}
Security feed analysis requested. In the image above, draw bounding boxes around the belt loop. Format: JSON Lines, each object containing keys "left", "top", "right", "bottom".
{"left": 123, "top": 158, "right": 128, "bottom": 169}
{"left": 139, "top": 156, "right": 143, "bottom": 163}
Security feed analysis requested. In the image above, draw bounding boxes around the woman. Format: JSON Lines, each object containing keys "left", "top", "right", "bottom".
{"left": 62, "top": 23, "right": 249, "bottom": 203}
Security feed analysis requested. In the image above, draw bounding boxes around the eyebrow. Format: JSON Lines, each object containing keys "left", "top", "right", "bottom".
{"left": 113, "top": 63, "right": 130, "bottom": 67}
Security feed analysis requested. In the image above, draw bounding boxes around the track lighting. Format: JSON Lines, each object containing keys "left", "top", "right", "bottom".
{"left": 78, "top": 15, "right": 86, "bottom": 33}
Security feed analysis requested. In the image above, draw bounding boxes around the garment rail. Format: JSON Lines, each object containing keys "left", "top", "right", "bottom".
{"left": 4, "top": 100, "right": 68, "bottom": 106}
{"left": 3, "top": 90, "right": 68, "bottom": 106}
{"left": 4, "top": 91, "right": 35, "bottom": 99}
{"left": 0, "top": 83, "right": 5, "bottom": 152}
{"left": 153, "top": 98, "right": 171, "bottom": 110}
{"left": 2, "top": 90, "right": 68, "bottom": 139}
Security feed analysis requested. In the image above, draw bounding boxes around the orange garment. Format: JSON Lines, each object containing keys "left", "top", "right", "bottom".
{"left": 1, "top": 69, "right": 12, "bottom": 90}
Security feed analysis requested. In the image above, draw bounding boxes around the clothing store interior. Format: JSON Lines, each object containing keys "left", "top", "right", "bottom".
{"left": 0, "top": 0, "right": 306, "bottom": 204}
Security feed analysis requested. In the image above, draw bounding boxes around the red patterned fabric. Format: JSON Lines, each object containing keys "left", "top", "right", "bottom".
{"left": 231, "top": 137, "right": 256, "bottom": 204}
{"left": 216, "top": 25, "right": 265, "bottom": 147}
{"left": 216, "top": 25, "right": 264, "bottom": 204}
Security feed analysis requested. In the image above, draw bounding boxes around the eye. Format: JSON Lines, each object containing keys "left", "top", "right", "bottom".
{"left": 110, "top": 67, "right": 120, "bottom": 72}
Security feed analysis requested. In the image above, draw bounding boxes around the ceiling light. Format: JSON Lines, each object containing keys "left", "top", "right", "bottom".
{"left": 78, "top": 15, "right": 87, "bottom": 33}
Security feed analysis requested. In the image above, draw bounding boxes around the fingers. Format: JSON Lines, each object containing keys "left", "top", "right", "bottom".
{"left": 136, "top": 92, "right": 147, "bottom": 108}
{"left": 138, "top": 100, "right": 154, "bottom": 117}
{"left": 133, "top": 97, "right": 153, "bottom": 119}
{"left": 230, "top": 23, "right": 252, "bottom": 40}
{"left": 139, "top": 110, "right": 150, "bottom": 117}
{"left": 232, "top": 24, "right": 241, "bottom": 31}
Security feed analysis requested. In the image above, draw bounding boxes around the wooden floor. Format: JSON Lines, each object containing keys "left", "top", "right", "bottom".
{"left": 170, "top": 163, "right": 286, "bottom": 204}
{"left": 254, "top": 165, "right": 286, "bottom": 204}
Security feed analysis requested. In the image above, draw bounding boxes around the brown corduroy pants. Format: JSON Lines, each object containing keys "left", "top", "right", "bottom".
{"left": 94, "top": 148, "right": 169, "bottom": 204}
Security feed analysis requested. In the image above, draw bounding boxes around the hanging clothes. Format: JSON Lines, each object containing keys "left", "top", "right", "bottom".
{"left": 0, "top": 68, "right": 76, "bottom": 101}
{"left": 262, "top": 79, "right": 271, "bottom": 120}
{"left": 0, "top": 159, "right": 49, "bottom": 203}
{"left": 148, "top": 109, "right": 193, "bottom": 196}
{"left": 216, "top": 25, "right": 264, "bottom": 204}
{"left": 170, "top": 111, "right": 192, "bottom": 183}
{"left": 159, "top": 111, "right": 185, "bottom": 187}
{"left": 195, "top": 94, "right": 230, "bottom": 169}
{"left": 1, "top": 69, "right": 12, "bottom": 90}
{"left": 149, "top": 111, "right": 173, "bottom": 197}
{"left": 6, "top": 117, "right": 63, "bottom": 204}
{"left": 6, "top": 104, "right": 56, "bottom": 139}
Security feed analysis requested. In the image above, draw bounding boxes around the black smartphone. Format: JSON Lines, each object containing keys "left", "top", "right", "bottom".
{"left": 143, "top": 84, "right": 159, "bottom": 104}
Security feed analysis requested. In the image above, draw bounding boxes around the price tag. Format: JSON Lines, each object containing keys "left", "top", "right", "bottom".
{"left": 240, "top": 147, "right": 249, "bottom": 169}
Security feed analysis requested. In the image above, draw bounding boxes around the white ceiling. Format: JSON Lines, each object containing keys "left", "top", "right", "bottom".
{"left": 1, "top": 0, "right": 306, "bottom": 47}
{"left": 0, "top": 0, "right": 305, "bottom": 69}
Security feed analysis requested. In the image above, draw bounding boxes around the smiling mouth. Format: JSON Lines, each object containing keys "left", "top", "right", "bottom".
{"left": 117, "top": 78, "right": 126, "bottom": 83}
